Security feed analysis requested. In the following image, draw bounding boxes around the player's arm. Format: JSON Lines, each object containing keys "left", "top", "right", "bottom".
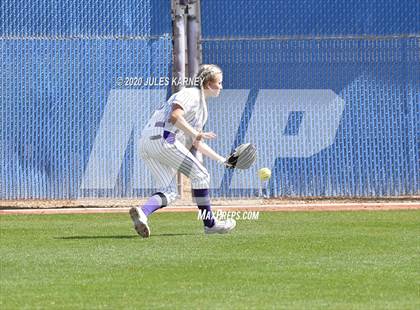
{"left": 193, "top": 140, "right": 225, "bottom": 164}
{"left": 169, "top": 104, "right": 216, "bottom": 141}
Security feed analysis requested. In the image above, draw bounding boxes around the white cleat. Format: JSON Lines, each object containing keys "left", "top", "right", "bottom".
{"left": 204, "top": 218, "right": 236, "bottom": 235}
{"left": 129, "top": 207, "right": 150, "bottom": 238}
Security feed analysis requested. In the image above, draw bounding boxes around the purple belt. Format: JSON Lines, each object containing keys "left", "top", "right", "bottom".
{"left": 163, "top": 130, "right": 176, "bottom": 144}
{"left": 153, "top": 121, "right": 175, "bottom": 143}
{"left": 150, "top": 122, "right": 175, "bottom": 143}
{"left": 149, "top": 128, "right": 175, "bottom": 144}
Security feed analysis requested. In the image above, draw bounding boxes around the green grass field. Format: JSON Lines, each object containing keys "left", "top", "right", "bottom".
{"left": 1, "top": 210, "right": 419, "bottom": 309}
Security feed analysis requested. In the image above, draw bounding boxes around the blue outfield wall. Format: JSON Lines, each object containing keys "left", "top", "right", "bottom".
{"left": 201, "top": 0, "right": 420, "bottom": 36}
{"left": 200, "top": 0, "right": 419, "bottom": 197}
{"left": 0, "top": 38, "right": 172, "bottom": 199}
{"left": 202, "top": 38, "right": 419, "bottom": 197}
{"left": 0, "top": 0, "right": 419, "bottom": 199}
{"left": 0, "top": 0, "right": 173, "bottom": 199}
{"left": 0, "top": 0, "right": 171, "bottom": 36}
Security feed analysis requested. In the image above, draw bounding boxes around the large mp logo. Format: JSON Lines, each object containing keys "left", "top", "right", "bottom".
{"left": 80, "top": 89, "right": 345, "bottom": 190}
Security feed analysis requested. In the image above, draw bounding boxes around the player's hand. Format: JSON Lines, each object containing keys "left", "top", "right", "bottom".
{"left": 196, "top": 131, "right": 217, "bottom": 141}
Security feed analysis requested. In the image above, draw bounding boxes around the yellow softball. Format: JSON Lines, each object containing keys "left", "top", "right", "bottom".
{"left": 258, "top": 168, "right": 271, "bottom": 181}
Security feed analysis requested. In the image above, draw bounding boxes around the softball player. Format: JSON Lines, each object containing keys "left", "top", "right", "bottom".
{"left": 130, "top": 64, "right": 236, "bottom": 238}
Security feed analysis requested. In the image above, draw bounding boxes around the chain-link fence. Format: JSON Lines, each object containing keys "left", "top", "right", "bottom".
{"left": 1, "top": 0, "right": 418, "bottom": 199}
{"left": 201, "top": 0, "right": 419, "bottom": 197}
{"left": 0, "top": 1, "right": 172, "bottom": 199}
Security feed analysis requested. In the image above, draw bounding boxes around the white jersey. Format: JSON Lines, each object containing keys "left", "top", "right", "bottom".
{"left": 138, "top": 87, "right": 211, "bottom": 200}
{"left": 141, "top": 87, "right": 208, "bottom": 142}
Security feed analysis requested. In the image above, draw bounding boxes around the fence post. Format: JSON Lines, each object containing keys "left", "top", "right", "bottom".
{"left": 171, "top": 0, "right": 202, "bottom": 200}
{"left": 171, "top": 0, "right": 187, "bottom": 199}
{"left": 187, "top": 0, "right": 202, "bottom": 79}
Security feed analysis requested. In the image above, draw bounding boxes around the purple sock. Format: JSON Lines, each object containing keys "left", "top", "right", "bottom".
{"left": 192, "top": 189, "right": 215, "bottom": 227}
{"left": 141, "top": 194, "right": 165, "bottom": 217}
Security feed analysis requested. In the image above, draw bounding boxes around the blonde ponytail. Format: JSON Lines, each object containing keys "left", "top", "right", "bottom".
{"left": 196, "top": 64, "right": 223, "bottom": 89}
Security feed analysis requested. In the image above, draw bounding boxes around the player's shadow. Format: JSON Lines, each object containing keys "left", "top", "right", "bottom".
{"left": 55, "top": 235, "right": 137, "bottom": 240}
{"left": 152, "top": 233, "right": 196, "bottom": 237}
{"left": 55, "top": 233, "right": 195, "bottom": 240}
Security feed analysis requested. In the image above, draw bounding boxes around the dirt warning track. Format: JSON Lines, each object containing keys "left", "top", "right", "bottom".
{"left": 1, "top": 200, "right": 419, "bottom": 215}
